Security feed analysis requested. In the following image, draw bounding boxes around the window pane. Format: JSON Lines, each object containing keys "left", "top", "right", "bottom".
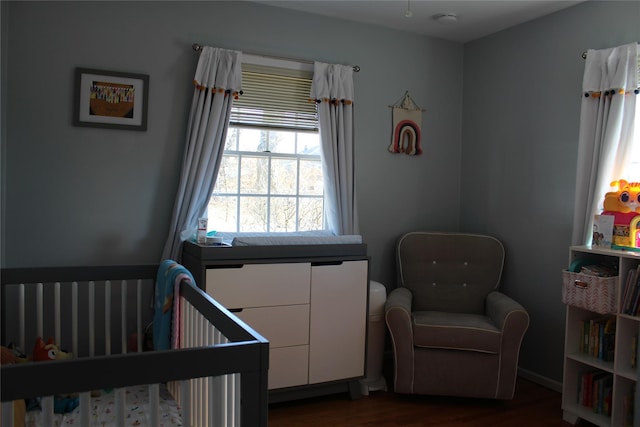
{"left": 299, "top": 159, "right": 323, "bottom": 195}
{"left": 240, "top": 156, "right": 268, "bottom": 194}
{"left": 225, "top": 128, "right": 239, "bottom": 150}
{"left": 238, "top": 128, "right": 267, "bottom": 152}
{"left": 239, "top": 196, "right": 267, "bottom": 231}
{"left": 208, "top": 196, "right": 238, "bottom": 232}
{"left": 271, "top": 158, "right": 297, "bottom": 195}
{"left": 298, "top": 132, "right": 321, "bottom": 155}
{"left": 271, "top": 197, "right": 297, "bottom": 232}
{"left": 268, "top": 130, "right": 296, "bottom": 154}
{"left": 213, "top": 155, "right": 239, "bottom": 193}
{"left": 298, "top": 197, "right": 323, "bottom": 231}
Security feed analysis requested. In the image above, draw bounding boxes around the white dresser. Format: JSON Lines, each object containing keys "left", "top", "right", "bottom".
{"left": 182, "top": 241, "right": 370, "bottom": 402}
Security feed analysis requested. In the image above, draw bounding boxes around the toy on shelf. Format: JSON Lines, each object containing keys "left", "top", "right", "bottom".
{"left": 601, "top": 179, "right": 640, "bottom": 250}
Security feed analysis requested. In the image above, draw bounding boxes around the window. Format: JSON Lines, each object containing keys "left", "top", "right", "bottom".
{"left": 207, "top": 61, "right": 324, "bottom": 232}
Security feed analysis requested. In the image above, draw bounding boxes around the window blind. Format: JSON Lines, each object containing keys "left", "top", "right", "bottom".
{"left": 231, "top": 63, "right": 318, "bottom": 131}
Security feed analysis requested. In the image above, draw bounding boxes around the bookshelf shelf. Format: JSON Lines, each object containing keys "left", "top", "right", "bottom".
{"left": 562, "top": 246, "right": 640, "bottom": 427}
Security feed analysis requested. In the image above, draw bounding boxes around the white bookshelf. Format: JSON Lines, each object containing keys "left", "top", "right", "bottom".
{"left": 562, "top": 245, "right": 640, "bottom": 427}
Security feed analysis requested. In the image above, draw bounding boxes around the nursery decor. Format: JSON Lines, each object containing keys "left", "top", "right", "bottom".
{"left": 388, "top": 91, "right": 424, "bottom": 156}
{"left": 73, "top": 67, "right": 149, "bottom": 131}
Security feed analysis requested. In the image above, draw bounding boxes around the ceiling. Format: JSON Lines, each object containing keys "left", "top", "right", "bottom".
{"left": 253, "top": 0, "right": 585, "bottom": 43}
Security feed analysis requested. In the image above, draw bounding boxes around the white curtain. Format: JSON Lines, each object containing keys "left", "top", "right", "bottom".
{"left": 311, "top": 62, "right": 359, "bottom": 235}
{"left": 571, "top": 42, "right": 639, "bottom": 245}
{"left": 162, "top": 47, "right": 242, "bottom": 260}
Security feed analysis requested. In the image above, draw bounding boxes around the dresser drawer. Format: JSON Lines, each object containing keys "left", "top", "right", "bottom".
{"left": 206, "top": 263, "right": 311, "bottom": 308}
{"left": 269, "top": 346, "right": 309, "bottom": 390}
{"left": 235, "top": 304, "right": 310, "bottom": 348}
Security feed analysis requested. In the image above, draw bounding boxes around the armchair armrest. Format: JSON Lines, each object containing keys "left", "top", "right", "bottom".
{"left": 385, "top": 287, "right": 414, "bottom": 393}
{"left": 486, "top": 290, "right": 530, "bottom": 399}
{"left": 486, "top": 291, "right": 529, "bottom": 332}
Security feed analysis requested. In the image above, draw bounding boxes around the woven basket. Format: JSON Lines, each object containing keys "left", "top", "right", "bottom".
{"left": 561, "top": 270, "right": 617, "bottom": 314}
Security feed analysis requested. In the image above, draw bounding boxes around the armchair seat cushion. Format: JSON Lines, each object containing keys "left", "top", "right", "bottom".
{"left": 413, "top": 311, "right": 501, "bottom": 354}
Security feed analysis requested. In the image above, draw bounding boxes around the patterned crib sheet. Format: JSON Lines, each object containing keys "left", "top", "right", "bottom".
{"left": 25, "top": 384, "right": 182, "bottom": 427}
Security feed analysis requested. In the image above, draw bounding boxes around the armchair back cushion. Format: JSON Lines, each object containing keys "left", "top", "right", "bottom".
{"left": 397, "top": 232, "right": 504, "bottom": 314}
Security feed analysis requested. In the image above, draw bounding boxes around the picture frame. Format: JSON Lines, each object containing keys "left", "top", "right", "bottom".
{"left": 73, "top": 67, "right": 149, "bottom": 131}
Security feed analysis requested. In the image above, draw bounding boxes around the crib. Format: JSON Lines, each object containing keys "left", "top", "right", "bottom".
{"left": 0, "top": 264, "right": 269, "bottom": 427}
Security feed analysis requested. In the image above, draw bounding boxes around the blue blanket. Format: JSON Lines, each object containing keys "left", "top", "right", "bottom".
{"left": 153, "top": 260, "right": 196, "bottom": 350}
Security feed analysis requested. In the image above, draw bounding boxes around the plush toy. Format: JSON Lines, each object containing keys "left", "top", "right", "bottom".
{"left": 32, "top": 337, "right": 73, "bottom": 362}
{"left": 602, "top": 179, "right": 640, "bottom": 248}
{"left": 31, "top": 337, "right": 78, "bottom": 414}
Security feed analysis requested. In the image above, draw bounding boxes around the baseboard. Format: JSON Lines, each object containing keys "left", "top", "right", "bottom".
{"left": 518, "top": 367, "right": 562, "bottom": 393}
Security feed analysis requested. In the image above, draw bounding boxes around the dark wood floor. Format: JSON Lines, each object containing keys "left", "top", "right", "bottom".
{"left": 268, "top": 364, "right": 597, "bottom": 427}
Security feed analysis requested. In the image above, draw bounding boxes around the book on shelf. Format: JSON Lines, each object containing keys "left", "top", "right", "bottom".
{"left": 626, "top": 264, "right": 640, "bottom": 315}
{"left": 578, "top": 369, "right": 613, "bottom": 414}
{"left": 621, "top": 266, "right": 638, "bottom": 314}
{"left": 580, "top": 316, "right": 615, "bottom": 361}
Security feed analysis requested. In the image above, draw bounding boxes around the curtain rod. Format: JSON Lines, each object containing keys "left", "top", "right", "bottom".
{"left": 192, "top": 43, "right": 360, "bottom": 72}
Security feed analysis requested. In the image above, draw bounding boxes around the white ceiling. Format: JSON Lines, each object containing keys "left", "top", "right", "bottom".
{"left": 254, "top": 0, "right": 585, "bottom": 43}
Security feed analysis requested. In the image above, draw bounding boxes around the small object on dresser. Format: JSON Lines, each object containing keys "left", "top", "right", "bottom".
{"left": 197, "top": 218, "right": 207, "bottom": 244}
{"left": 206, "top": 236, "right": 224, "bottom": 245}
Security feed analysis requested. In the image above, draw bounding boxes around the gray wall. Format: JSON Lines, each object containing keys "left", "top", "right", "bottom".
{"left": 2, "top": 1, "right": 463, "bottom": 286}
{"left": 462, "top": 1, "right": 640, "bottom": 383}
{"left": 2, "top": 0, "right": 638, "bottom": 386}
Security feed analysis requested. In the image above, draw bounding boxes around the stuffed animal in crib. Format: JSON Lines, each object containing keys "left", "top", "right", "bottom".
{"left": 602, "top": 179, "right": 640, "bottom": 248}
{"left": 32, "top": 337, "right": 73, "bottom": 361}
{"left": 31, "top": 337, "right": 79, "bottom": 414}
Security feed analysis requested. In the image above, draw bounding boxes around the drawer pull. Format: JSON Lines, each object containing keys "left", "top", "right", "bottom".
{"left": 573, "top": 280, "right": 589, "bottom": 289}
{"left": 229, "top": 308, "right": 244, "bottom": 313}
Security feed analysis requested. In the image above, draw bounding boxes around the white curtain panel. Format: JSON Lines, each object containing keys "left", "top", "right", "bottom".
{"left": 572, "top": 42, "right": 639, "bottom": 246}
{"left": 311, "top": 62, "right": 359, "bottom": 235}
{"left": 162, "top": 47, "right": 242, "bottom": 260}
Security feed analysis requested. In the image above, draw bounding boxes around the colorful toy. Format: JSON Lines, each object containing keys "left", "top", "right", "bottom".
{"left": 602, "top": 179, "right": 640, "bottom": 249}
{"left": 30, "top": 337, "right": 78, "bottom": 414}
{"left": 32, "top": 337, "right": 73, "bottom": 361}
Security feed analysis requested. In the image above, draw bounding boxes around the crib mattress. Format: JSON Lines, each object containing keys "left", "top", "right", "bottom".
{"left": 25, "top": 384, "right": 182, "bottom": 427}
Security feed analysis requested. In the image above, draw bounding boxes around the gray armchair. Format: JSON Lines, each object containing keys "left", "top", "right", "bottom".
{"left": 385, "top": 232, "right": 529, "bottom": 399}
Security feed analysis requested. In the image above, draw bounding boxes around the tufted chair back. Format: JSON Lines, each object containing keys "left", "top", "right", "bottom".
{"left": 397, "top": 232, "right": 504, "bottom": 314}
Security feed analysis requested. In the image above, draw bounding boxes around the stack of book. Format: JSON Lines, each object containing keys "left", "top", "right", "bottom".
{"left": 579, "top": 316, "right": 616, "bottom": 361}
{"left": 577, "top": 370, "right": 613, "bottom": 415}
{"left": 620, "top": 264, "right": 640, "bottom": 315}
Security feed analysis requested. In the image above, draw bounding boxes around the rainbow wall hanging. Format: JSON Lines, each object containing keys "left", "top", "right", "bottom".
{"left": 388, "top": 91, "right": 425, "bottom": 156}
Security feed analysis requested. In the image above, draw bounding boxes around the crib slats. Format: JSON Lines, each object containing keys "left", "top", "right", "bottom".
{"left": 115, "top": 387, "right": 126, "bottom": 425}
{"left": 1, "top": 402, "right": 13, "bottom": 427}
{"left": 136, "top": 279, "right": 143, "bottom": 352}
{"left": 1, "top": 268, "right": 267, "bottom": 427}
{"left": 54, "top": 282, "right": 61, "bottom": 345}
{"left": 89, "top": 280, "right": 95, "bottom": 357}
{"left": 36, "top": 283, "right": 43, "bottom": 339}
{"left": 149, "top": 383, "right": 159, "bottom": 426}
{"left": 18, "top": 284, "right": 25, "bottom": 352}
{"left": 105, "top": 280, "right": 111, "bottom": 355}
{"left": 41, "top": 396, "right": 53, "bottom": 426}
{"left": 121, "top": 280, "right": 127, "bottom": 353}
{"left": 79, "top": 391, "right": 91, "bottom": 426}
{"left": 72, "top": 281, "right": 79, "bottom": 356}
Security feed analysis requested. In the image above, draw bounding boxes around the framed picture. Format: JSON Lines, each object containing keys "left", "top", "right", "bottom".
{"left": 74, "top": 67, "right": 149, "bottom": 131}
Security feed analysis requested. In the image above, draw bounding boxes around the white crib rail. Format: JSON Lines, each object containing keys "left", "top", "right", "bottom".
{"left": 168, "top": 295, "right": 242, "bottom": 426}
{"left": 1, "top": 267, "right": 269, "bottom": 427}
